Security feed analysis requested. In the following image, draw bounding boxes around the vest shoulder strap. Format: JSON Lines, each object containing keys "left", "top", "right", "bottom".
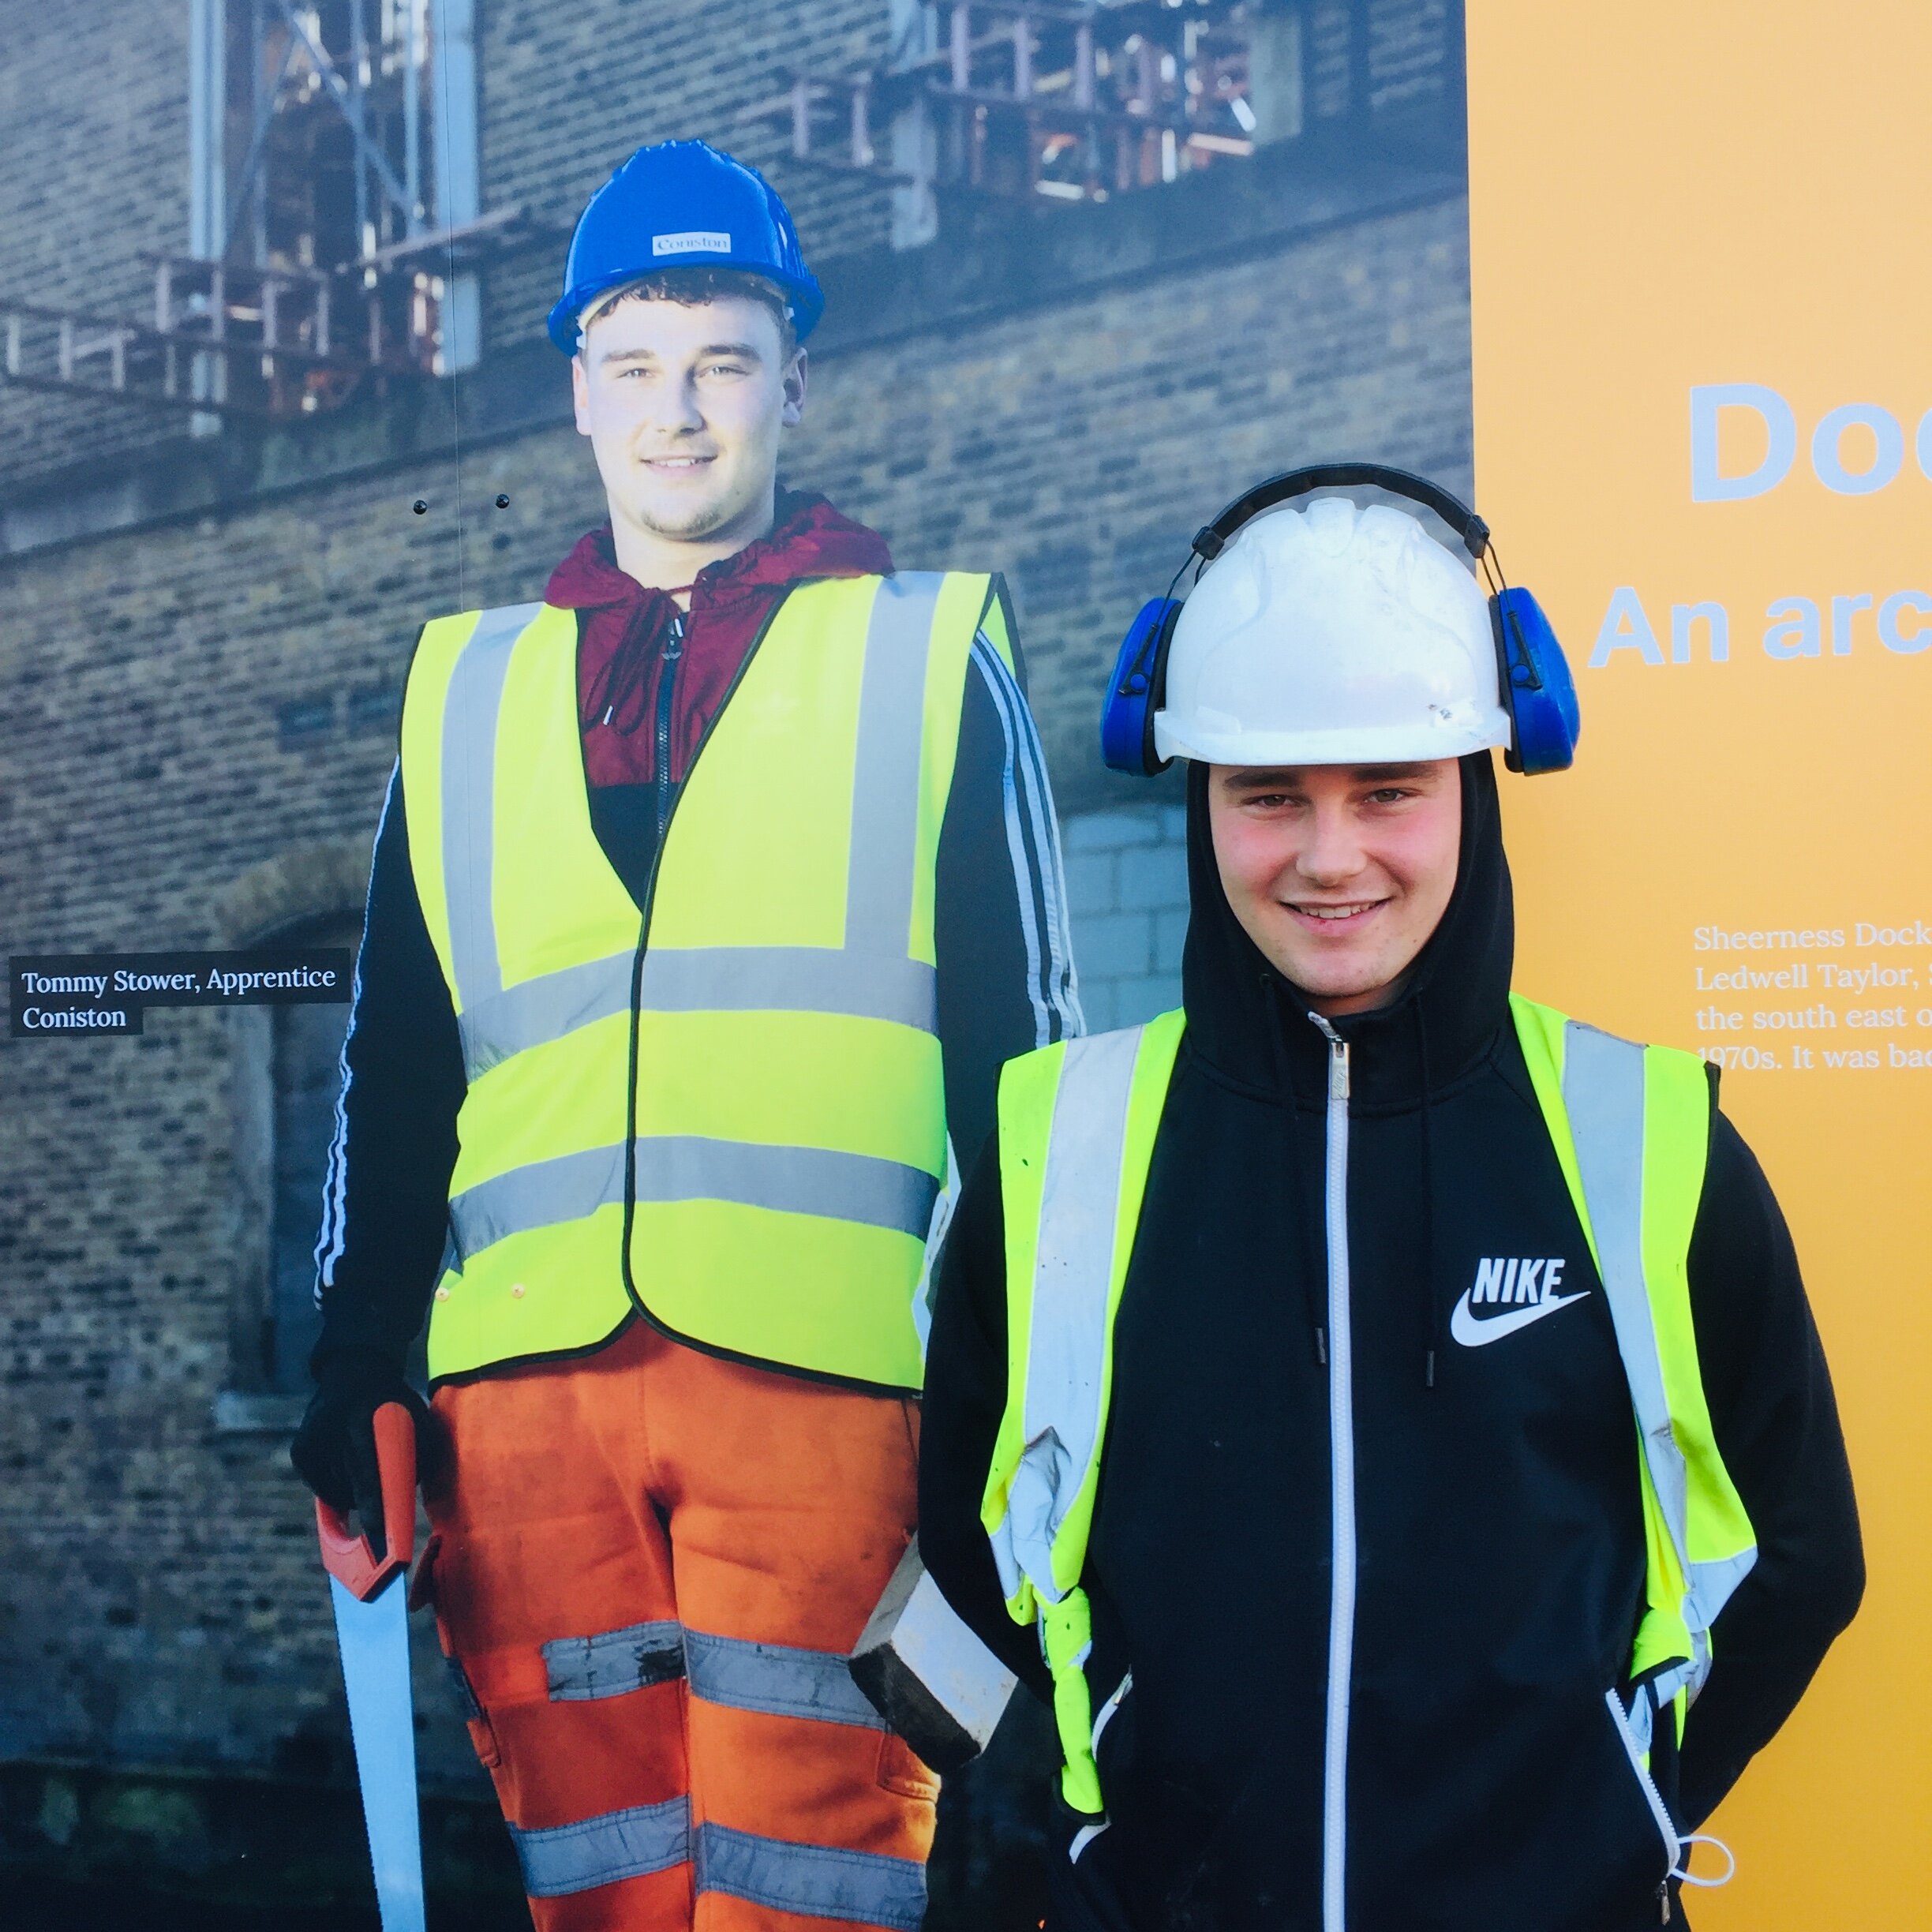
{"left": 1508, "top": 993, "right": 1756, "bottom": 1686}
{"left": 987, "top": 1013, "right": 1186, "bottom": 1611}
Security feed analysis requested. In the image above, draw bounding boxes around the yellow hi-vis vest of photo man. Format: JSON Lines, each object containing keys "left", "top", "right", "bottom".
{"left": 399, "top": 569, "right": 1004, "bottom": 1390}
{"left": 981, "top": 995, "right": 1757, "bottom": 1829}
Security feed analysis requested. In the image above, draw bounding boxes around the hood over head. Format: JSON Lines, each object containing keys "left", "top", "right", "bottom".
{"left": 1179, "top": 750, "right": 1515, "bottom": 1113}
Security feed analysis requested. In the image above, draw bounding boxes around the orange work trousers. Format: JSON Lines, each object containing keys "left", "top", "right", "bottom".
{"left": 423, "top": 1320, "right": 935, "bottom": 1932}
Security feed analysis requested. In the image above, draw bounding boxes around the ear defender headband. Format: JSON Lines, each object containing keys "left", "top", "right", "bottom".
{"left": 1098, "top": 461, "right": 1581, "bottom": 777}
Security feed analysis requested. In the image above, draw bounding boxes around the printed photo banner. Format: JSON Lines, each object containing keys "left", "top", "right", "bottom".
{"left": 1466, "top": 3, "right": 1930, "bottom": 1923}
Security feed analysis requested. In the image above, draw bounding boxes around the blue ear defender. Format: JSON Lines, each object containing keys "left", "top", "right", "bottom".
{"left": 1098, "top": 462, "right": 1582, "bottom": 777}
{"left": 1100, "top": 593, "right": 1185, "bottom": 777}
{"left": 1492, "top": 585, "right": 1580, "bottom": 775}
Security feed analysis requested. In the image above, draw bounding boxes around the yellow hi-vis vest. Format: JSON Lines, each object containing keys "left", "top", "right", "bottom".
{"left": 982, "top": 995, "right": 1758, "bottom": 1823}
{"left": 400, "top": 571, "right": 1004, "bottom": 1389}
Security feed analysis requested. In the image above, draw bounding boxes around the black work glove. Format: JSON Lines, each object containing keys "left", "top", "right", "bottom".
{"left": 290, "top": 1348, "right": 440, "bottom": 1560}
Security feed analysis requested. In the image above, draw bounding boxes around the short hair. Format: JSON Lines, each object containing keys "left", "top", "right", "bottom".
{"left": 577, "top": 267, "right": 799, "bottom": 361}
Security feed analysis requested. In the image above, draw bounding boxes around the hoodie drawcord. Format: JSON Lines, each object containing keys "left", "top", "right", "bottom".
{"left": 582, "top": 586, "right": 698, "bottom": 737}
{"left": 1264, "top": 973, "right": 1330, "bottom": 1366}
{"left": 1416, "top": 1000, "right": 1441, "bottom": 1388}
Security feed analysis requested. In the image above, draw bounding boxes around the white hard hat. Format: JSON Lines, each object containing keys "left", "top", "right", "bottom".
{"left": 1152, "top": 496, "right": 1512, "bottom": 766}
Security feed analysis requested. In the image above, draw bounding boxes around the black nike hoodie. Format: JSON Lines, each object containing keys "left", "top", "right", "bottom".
{"left": 919, "top": 752, "right": 1863, "bottom": 1932}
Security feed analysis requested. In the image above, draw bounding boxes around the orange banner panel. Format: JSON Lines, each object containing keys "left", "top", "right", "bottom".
{"left": 1467, "top": 5, "right": 1931, "bottom": 1924}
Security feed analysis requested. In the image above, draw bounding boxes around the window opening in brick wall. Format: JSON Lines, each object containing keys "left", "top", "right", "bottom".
{"left": 246, "top": 911, "right": 361, "bottom": 1395}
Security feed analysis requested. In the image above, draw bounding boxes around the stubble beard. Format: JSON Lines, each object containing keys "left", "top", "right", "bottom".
{"left": 631, "top": 497, "right": 732, "bottom": 541}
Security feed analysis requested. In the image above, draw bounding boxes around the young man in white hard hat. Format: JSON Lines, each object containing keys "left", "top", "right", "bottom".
{"left": 291, "top": 140, "right": 1080, "bottom": 1931}
{"left": 918, "top": 470, "right": 1863, "bottom": 1930}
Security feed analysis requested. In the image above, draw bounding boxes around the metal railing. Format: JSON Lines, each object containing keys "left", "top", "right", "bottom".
{"left": 0, "top": 208, "right": 557, "bottom": 421}
{"left": 746, "top": 0, "right": 1459, "bottom": 212}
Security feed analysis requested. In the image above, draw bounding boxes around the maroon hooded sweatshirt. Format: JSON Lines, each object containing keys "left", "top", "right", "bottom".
{"left": 553, "top": 491, "right": 894, "bottom": 791}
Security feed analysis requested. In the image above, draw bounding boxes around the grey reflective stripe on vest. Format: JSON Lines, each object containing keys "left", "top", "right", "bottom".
{"left": 642, "top": 945, "right": 937, "bottom": 1031}
{"left": 542, "top": 1619, "right": 686, "bottom": 1702}
{"left": 511, "top": 1794, "right": 691, "bottom": 1897}
{"left": 448, "top": 1144, "right": 625, "bottom": 1261}
{"left": 447, "top": 1137, "right": 940, "bottom": 1264}
{"left": 695, "top": 1822, "right": 927, "bottom": 1932}
{"left": 461, "top": 950, "right": 635, "bottom": 1080}
{"left": 635, "top": 1138, "right": 938, "bottom": 1239}
{"left": 847, "top": 572, "right": 943, "bottom": 957}
{"left": 438, "top": 579, "right": 948, "bottom": 1073}
{"left": 993, "top": 1026, "right": 1144, "bottom": 1605}
{"left": 433, "top": 582, "right": 953, "bottom": 1250}
{"left": 440, "top": 603, "right": 542, "bottom": 1013}
{"left": 684, "top": 1629, "right": 887, "bottom": 1730}
{"left": 1561, "top": 1020, "right": 1755, "bottom": 1676}
{"left": 460, "top": 947, "right": 940, "bottom": 1081}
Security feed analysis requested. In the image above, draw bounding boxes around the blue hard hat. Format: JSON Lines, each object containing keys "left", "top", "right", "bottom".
{"left": 548, "top": 139, "right": 825, "bottom": 355}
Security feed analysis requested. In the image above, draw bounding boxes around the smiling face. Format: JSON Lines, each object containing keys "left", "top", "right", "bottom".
{"left": 1208, "top": 760, "right": 1463, "bottom": 1016}
{"left": 571, "top": 287, "right": 806, "bottom": 582}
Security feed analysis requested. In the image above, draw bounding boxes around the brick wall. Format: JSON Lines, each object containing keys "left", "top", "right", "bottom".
{"left": 0, "top": 0, "right": 1461, "bottom": 486}
{"left": 0, "top": 175, "right": 1470, "bottom": 1787}
{"left": 481, "top": 0, "right": 894, "bottom": 355}
{"left": 1061, "top": 803, "right": 1191, "bottom": 1033}
{"left": 0, "top": 1, "right": 193, "bottom": 488}
{"left": 802, "top": 198, "right": 1474, "bottom": 807}
{"left": 0, "top": 1, "right": 1470, "bottom": 1909}
{"left": 0, "top": 0, "right": 896, "bottom": 495}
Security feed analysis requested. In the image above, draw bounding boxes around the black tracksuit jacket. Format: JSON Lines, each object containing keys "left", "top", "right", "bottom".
{"left": 919, "top": 753, "right": 1864, "bottom": 1932}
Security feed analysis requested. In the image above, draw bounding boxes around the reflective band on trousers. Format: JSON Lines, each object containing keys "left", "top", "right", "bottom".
{"left": 541, "top": 1619, "right": 685, "bottom": 1702}
{"left": 981, "top": 996, "right": 1757, "bottom": 1825}
{"left": 511, "top": 1794, "right": 691, "bottom": 1897}
{"left": 537, "top": 1619, "right": 888, "bottom": 1728}
{"left": 695, "top": 1822, "right": 927, "bottom": 1932}
{"left": 447, "top": 1137, "right": 942, "bottom": 1264}
{"left": 683, "top": 1628, "right": 888, "bottom": 1730}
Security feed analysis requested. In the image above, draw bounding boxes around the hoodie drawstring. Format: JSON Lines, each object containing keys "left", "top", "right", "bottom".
{"left": 583, "top": 588, "right": 696, "bottom": 736}
{"left": 1416, "top": 999, "right": 1441, "bottom": 1389}
{"left": 1264, "top": 972, "right": 1330, "bottom": 1367}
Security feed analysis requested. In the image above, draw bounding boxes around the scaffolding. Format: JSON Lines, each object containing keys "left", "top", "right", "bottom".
{"left": 749, "top": 0, "right": 1460, "bottom": 242}
{"left": 2, "top": 0, "right": 1460, "bottom": 425}
{"left": 1, "top": 0, "right": 552, "bottom": 423}
{"left": 752, "top": 2, "right": 1264, "bottom": 215}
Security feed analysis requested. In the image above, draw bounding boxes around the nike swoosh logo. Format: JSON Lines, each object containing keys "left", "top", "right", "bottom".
{"left": 1450, "top": 1288, "right": 1591, "bottom": 1347}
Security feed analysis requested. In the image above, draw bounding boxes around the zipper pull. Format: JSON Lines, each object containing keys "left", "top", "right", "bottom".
{"left": 1307, "top": 1012, "right": 1350, "bottom": 1099}
{"left": 1327, "top": 1036, "right": 1350, "bottom": 1102}
{"left": 1657, "top": 1880, "right": 1672, "bottom": 1923}
{"left": 665, "top": 613, "right": 685, "bottom": 658}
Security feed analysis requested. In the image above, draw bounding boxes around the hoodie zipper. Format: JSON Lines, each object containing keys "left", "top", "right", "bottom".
{"left": 653, "top": 612, "right": 685, "bottom": 840}
{"left": 617, "top": 590, "right": 789, "bottom": 1337}
{"left": 1309, "top": 1014, "right": 1355, "bottom": 1932}
{"left": 1603, "top": 1687, "right": 1683, "bottom": 1921}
